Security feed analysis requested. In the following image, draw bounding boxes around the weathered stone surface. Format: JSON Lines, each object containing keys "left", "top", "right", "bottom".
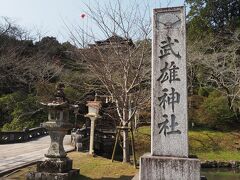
{"left": 44, "top": 130, "right": 68, "bottom": 158}
{"left": 140, "top": 153, "right": 200, "bottom": 180}
{"left": 139, "top": 6, "right": 200, "bottom": 180}
{"left": 37, "top": 158, "right": 72, "bottom": 173}
{"left": 26, "top": 169, "right": 79, "bottom": 180}
{"left": 151, "top": 6, "right": 188, "bottom": 157}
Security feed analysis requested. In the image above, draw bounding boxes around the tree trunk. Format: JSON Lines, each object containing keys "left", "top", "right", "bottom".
{"left": 122, "top": 128, "right": 130, "bottom": 163}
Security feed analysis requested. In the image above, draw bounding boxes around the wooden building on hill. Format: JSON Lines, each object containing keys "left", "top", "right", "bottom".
{"left": 88, "top": 34, "right": 134, "bottom": 49}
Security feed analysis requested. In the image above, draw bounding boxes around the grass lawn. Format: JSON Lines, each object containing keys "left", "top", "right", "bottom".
{"left": 5, "top": 152, "right": 137, "bottom": 180}
{"left": 5, "top": 126, "right": 240, "bottom": 179}
{"left": 135, "top": 126, "right": 240, "bottom": 161}
{"left": 70, "top": 152, "right": 137, "bottom": 179}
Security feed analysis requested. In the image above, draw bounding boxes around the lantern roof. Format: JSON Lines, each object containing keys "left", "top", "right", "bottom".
{"left": 86, "top": 100, "right": 102, "bottom": 109}
{"left": 40, "top": 83, "right": 69, "bottom": 109}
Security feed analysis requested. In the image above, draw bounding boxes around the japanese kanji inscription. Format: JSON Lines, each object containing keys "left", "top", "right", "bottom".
{"left": 151, "top": 7, "right": 188, "bottom": 157}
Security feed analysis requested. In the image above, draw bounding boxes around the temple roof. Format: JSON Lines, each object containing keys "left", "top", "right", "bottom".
{"left": 89, "top": 34, "right": 134, "bottom": 47}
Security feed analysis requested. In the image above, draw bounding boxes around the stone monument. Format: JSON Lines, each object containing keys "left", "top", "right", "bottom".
{"left": 27, "top": 83, "right": 79, "bottom": 180}
{"left": 139, "top": 6, "right": 200, "bottom": 180}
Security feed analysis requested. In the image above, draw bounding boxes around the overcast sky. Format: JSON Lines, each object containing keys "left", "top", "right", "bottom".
{"left": 0, "top": 0, "right": 185, "bottom": 42}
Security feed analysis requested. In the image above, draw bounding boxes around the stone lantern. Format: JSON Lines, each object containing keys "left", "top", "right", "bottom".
{"left": 85, "top": 99, "right": 101, "bottom": 155}
{"left": 27, "top": 84, "right": 79, "bottom": 180}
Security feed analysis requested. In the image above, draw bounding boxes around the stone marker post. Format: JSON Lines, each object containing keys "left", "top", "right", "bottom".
{"left": 139, "top": 6, "right": 200, "bottom": 180}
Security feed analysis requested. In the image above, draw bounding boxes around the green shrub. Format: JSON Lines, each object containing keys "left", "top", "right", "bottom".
{"left": 0, "top": 92, "right": 23, "bottom": 127}
{"left": 1, "top": 92, "right": 47, "bottom": 131}
{"left": 188, "top": 95, "right": 205, "bottom": 127}
{"left": 197, "top": 91, "right": 235, "bottom": 129}
{"left": 64, "top": 86, "right": 83, "bottom": 102}
{"left": 198, "top": 87, "right": 213, "bottom": 97}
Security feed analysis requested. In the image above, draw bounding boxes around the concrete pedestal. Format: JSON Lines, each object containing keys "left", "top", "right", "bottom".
{"left": 140, "top": 153, "right": 200, "bottom": 180}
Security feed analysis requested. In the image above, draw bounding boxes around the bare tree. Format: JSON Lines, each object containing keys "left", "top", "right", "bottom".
{"left": 68, "top": 0, "right": 151, "bottom": 162}
{"left": 187, "top": 30, "right": 240, "bottom": 119}
{"left": 0, "top": 18, "right": 63, "bottom": 93}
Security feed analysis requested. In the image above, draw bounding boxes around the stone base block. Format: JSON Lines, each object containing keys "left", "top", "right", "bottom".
{"left": 140, "top": 153, "right": 200, "bottom": 180}
{"left": 37, "top": 158, "right": 72, "bottom": 173}
{"left": 26, "top": 169, "right": 79, "bottom": 180}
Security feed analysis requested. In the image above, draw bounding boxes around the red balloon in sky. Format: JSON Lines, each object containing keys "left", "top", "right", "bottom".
{"left": 80, "top": 13, "right": 86, "bottom": 19}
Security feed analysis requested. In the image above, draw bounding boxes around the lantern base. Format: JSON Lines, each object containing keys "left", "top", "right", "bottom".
{"left": 37, "top": 158, "right": 73, "bottom": 173}
{"left": 26, "top": 169, "right": 79, "bottom": 180}
{"left": 26, "top": 158, "right": 80, "bottom": 180}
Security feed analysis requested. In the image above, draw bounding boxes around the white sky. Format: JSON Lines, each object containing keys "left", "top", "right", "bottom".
{"left": 0, "top": 0, "right": 185, "bottom": 42}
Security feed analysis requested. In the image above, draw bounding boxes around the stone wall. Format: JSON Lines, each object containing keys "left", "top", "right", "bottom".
{"left": 0, "top": 127, "right": 48, "bottom": 144}
{"left": 201, "top": 160, "right": 240, "bottom": 168}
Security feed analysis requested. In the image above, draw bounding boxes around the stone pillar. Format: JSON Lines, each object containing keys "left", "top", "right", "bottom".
{"left": 89, "top": 117, "right": 96, "bottom": 155}
{"left": 46, "top": 130, "right": 67, "bottom": 158}
{"left": 139, "top": 6, "right": 200, "bottom": 180}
